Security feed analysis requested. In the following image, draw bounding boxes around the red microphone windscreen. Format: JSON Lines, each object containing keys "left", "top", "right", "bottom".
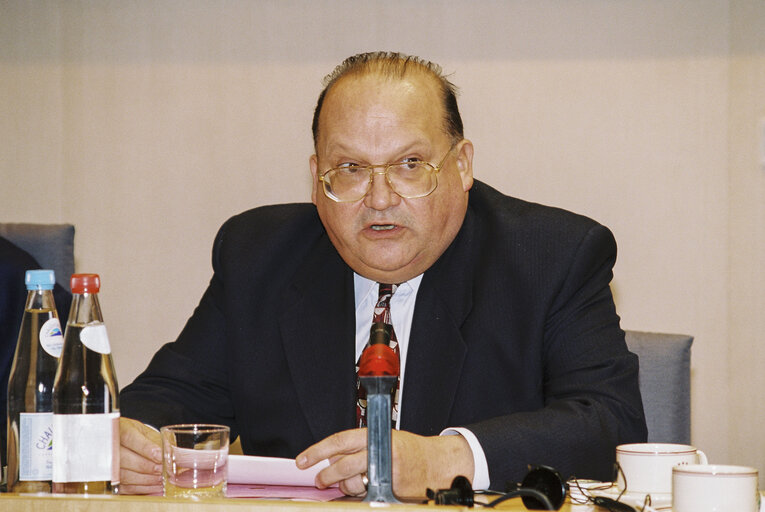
{"left": 358, "top": 344, "right": 399, "bottom": 377}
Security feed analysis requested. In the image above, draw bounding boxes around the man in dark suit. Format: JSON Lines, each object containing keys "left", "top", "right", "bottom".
{"left": 118, "top": 52, "right": 646, "bottom": 497}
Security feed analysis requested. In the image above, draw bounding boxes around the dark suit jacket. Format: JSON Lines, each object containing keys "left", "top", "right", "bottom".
{"left": 120, "top": 180, "right": 646, "bottom": 488}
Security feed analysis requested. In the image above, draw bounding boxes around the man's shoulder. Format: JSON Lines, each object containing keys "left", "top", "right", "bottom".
{"left": 469, "top": 180, "right": 605, "bottom": 236}
{"left": 209, "top": 203, "right": 330, "bottom": 272}
{"left": 219, "top": 203, "right": 322, "bottom": 241}
{"left": 226, "top": 202, "right": 318, "bottom": 224}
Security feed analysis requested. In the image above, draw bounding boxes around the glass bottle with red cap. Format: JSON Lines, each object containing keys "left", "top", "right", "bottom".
{"left": 6, "top": 270, "right": 64, "bottom": 493}
{"left": 52, "top": 273, "right": 119, "bottom": 494}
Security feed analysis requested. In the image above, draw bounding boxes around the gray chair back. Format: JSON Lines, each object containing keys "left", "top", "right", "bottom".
{"left": 0, "top": 223, "right": 75, "bottom": 292}
{"left": 624, "top": 330, "right": 693, "bottom": 444}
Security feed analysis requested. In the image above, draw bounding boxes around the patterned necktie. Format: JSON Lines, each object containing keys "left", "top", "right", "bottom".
{"left": 356, "top": 283, "right": 400, "bottom": 428}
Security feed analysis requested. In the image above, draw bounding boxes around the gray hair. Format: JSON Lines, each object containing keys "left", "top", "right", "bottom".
{"left": 311, "top": 51, "right": 464, "bottom": 148}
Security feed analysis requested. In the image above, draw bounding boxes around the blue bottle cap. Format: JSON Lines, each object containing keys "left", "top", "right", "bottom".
{"left": 25, "top": 269, "right": 56, "bottom": 290}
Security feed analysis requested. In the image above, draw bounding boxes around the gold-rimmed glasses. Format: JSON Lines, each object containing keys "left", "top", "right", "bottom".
{"left": 317, "top": 145, "right": 457, "bottom": 203}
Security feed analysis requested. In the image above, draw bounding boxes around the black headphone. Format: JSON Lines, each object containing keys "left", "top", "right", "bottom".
{"left": 427, "top": 475, "right": 475, "bottom": 507}
{"left": 426, "top": 465, "right": 567, "bottom": 510}
{"left": 508, "top": 465, "right": 567, "bottom": 510}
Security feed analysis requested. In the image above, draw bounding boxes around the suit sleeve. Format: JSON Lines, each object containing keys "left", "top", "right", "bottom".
{"left": 466, "top": 224, "right": 647, "bottom": 488}
{"left": 120, "top": 223, "right": 238, "bottom": 435}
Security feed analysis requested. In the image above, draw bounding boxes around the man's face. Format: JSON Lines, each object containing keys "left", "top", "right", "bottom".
{"left": 310, "top": 72, "right": 473, "bottom": 283}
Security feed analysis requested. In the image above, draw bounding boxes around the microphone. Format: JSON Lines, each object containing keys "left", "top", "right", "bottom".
{"left": 359, "top": 322, "right": 398, "bottom": 377}
{"left": 359, "top": 321, "right": 400, "bottom": 504}
{"left": 369, "top": 321, "right": 391, "bottom": 346}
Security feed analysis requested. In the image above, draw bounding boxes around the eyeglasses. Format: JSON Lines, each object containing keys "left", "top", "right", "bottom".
{"left": 317, "top": 145, "right": 457, "bottom": 203}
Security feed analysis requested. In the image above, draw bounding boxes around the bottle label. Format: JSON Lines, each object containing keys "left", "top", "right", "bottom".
{"left": 79, "top": 324, "right": 111, "bottom": 354}
{"left": 39, "top": 318, "right": 64, "bottom": 358}
{"left": 19, "top": 412, "right": 54, "bottom": 481}
{"left": 52, "top": 412, "right": 120, "bottom": 484}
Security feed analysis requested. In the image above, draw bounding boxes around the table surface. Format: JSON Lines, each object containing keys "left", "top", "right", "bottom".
{"left": 2, "top": 489, "right": 762, "bottom": 511}
{"left": 0, "top": 491, "right": 579, "bottom": 512}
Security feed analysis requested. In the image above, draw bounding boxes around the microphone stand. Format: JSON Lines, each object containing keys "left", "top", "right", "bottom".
{"left": 359, "top": 322, "right": 401, "bottom": 504}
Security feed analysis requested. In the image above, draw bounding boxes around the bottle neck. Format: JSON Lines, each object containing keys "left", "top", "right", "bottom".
{"left": 25, "top": 288, "right": 57, "bottom": 312}
{"left": 68, "top": 292, "right": 104, "bottom": 326}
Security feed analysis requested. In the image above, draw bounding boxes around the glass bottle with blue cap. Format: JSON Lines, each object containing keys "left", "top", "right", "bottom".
{"left": 6, "top": 269, "right": 64, "bottom": 492}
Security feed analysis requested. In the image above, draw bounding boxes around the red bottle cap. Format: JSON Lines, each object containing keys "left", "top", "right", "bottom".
{"left": 71, "top": 273, "right": 101, "bottom": 294}
{"left": 358, "top": 344, "right": 400, "bottom": 377}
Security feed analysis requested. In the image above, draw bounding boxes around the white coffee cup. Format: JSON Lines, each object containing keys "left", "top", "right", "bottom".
{"left": 615, "top": 443, "right": 707, "bottom": 495}
{"left": 673, "top": 464, "right": 760, "bottom": 512}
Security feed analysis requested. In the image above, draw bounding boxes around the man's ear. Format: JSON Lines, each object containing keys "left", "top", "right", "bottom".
{"left": 309, "top": 154, "right": 319, "bottom": 204}
{"left": 455, "top": 139, "right": 474, "bottom": 192}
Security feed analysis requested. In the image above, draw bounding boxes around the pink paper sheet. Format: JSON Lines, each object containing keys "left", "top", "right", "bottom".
{"left": 226, "top": 455, "right": 341, "bottom": 501}
{"left": 226, "top": 484, "right": 345, "bottom": 501}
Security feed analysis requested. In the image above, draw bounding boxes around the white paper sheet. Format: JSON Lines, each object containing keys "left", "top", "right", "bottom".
{"left": 227, "top": 455, "right": 330, "bottom": 486}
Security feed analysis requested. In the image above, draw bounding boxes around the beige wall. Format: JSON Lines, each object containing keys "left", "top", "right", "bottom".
{"left": 729, "top": 0, "right": 765, "bottom": 482}
{"left": 1, "top": 0, "right": 762, "bottom": 483}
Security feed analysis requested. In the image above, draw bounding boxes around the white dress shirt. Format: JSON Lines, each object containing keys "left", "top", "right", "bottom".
{"left": 353, "top": 273, "right": 490, "bottom": 490}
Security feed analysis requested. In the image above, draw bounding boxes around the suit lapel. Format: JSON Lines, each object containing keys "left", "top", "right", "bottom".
{"left": 278, "top": 234, "right": 356, "bottom": 442}
{"left": 400, "top": 208, "right": 479, "bottom": 435}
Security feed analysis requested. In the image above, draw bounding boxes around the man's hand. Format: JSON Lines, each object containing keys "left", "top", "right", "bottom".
{"left": 119, "top": 417, "right": 163, "bottom": 495}
{"left": 295, "top": 429, "right": 475, "bottom": 498}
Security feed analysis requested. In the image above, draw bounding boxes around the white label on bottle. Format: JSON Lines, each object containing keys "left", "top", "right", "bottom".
{"left": 52, "top": 412, "right": 120, "bottom": 484}
{"left": 39, "top": 318, "right": 64, "bottom": 357}
{"left": 79, "top": 324, "right": 111, "bottom": 354}
{"left": 19, "top": 412, "right": 53, "bottom": 481}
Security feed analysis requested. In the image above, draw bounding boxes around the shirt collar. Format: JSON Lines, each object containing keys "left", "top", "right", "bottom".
{"left": 353, "top": 272, "right": 423, "bottom": 308}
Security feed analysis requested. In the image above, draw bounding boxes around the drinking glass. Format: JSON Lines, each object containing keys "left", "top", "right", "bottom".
{"left": 161, "top": 424, "right": 229, "bottom": 499}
